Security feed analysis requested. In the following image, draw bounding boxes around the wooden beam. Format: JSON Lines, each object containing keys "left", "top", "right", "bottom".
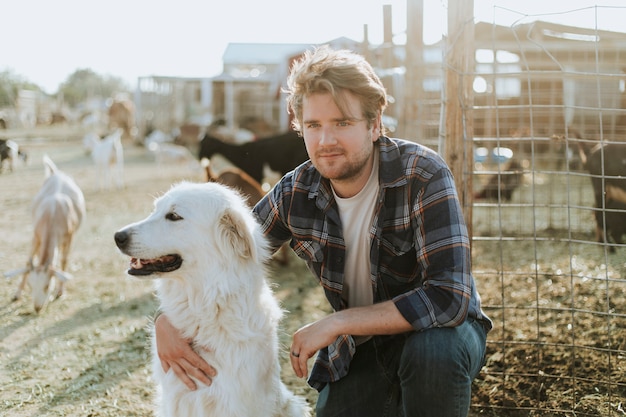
{"left": 444, "top": 0, "right": 475, "bottom": 240}
{"left": 404, "top": 0, "right": 424, "bottom": 140}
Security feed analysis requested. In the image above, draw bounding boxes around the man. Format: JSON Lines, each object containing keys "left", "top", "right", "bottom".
{"left": 155, "top": 45, "right": 492, "bottom": 416}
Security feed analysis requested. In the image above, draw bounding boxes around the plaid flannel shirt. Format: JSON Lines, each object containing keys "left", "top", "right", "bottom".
{"left": 253, "top": 135, "right": 492, "bottom": 391}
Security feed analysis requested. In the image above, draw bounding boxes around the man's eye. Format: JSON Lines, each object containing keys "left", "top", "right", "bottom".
{"left": 166, "top": 212, "right": 183, "bottom": 221}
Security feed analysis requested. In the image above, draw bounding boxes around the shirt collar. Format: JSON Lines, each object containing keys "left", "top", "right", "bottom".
{"left": 377, "top": 135, "right": 408, "bottom": 188}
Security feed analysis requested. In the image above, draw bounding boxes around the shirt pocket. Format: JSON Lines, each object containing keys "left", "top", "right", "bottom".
{"left": 291, "top": 239, "right": 328, "bottom": 289}
{"left": 378, "top": 231, "right": 420, "bottom": 285}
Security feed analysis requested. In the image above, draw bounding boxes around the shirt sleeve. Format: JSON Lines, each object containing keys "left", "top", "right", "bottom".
{"left": 392, "top": 167, "right": 473, "bottom": 330}
{"left": 252, "top": 177, "right": 293, "bottom": 252}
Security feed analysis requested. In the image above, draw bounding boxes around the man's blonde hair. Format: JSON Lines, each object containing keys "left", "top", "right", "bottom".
{"left": 286, "top": 45, "right": 388, "bottom": 134}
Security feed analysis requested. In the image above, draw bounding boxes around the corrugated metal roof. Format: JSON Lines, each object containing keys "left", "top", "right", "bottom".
{"left": 474, "top": 20, "right": 626, "bottom": 50}
{"left": 221, "top": 37, "right": 362, "bottom": 65}
{"left": 222, "top": 43, "right": 313, "bottom": 65}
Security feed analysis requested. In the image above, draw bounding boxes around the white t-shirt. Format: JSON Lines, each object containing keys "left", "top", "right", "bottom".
{"left": 332, "top": 149, "right": 380, "bottom": 310}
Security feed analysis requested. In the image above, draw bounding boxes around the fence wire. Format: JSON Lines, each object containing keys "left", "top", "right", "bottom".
{"left": 440, "top": 4, "right": 626, "bottom": 416}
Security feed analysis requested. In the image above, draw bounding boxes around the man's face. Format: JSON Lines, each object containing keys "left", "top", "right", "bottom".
{"left": 301, "top": 91, "right": 380, "bottom": 198}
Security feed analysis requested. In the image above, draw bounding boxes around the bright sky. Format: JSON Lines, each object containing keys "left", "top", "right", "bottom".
{"left": 2, "top": 0, "right": 625, "bottom": 94}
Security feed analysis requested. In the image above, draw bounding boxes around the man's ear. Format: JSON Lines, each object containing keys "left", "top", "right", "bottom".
{"left": 372, "top": 114, "right": 382, "bottom": 139}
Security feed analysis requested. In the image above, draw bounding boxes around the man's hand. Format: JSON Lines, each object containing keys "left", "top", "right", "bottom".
{"left": 289, "top": 316, "right": 339, "bottom": 379}
{"left": 289, "top": 301, "right": 413, "bottom": 379}
{"left": 154, "top": 314, "right": 217, "bottom": 390}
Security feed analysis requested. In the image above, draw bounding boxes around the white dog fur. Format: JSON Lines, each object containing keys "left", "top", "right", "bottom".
{"left": 114, "top": 181, "right": 310, "bottom": 417}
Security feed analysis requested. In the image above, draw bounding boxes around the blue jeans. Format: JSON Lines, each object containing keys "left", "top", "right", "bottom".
{"left": 315, "top": 318, "right": 487, "bottom": 417}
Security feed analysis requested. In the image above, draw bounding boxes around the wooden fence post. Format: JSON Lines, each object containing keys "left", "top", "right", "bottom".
{"left": 404, "top": 0, "right": 424, "bottom": 141}
{"left": 444, "top": 0, "right": 475, "bottom": 240}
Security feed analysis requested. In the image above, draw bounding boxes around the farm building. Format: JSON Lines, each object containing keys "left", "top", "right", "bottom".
{"left": 472, "top": 20, "right": 626, "bottom": 140}
{"left": 133, "top": 19, "right": 626, "bottom": 145}
{"left": 133, "top": 76, "right": 213, "bottom": 137}
{"left": 210, "top": 41, "right": 314, "bottom": 135}
{"left": 133, "top": 37, "right": 363, "bottom": 139}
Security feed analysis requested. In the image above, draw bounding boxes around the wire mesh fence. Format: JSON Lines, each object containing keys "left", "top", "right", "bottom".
{"left": 431, "top": 4, "right": 626, "bottom": 416}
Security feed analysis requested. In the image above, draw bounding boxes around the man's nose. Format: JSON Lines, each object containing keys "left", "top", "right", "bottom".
{"left": 319, "top": 125, "right": 336, "bottom": 145}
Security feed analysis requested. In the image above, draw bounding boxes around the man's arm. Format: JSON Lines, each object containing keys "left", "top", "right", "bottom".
{"left": 393, "top": 166, "right": 473, "bottom": 330}
{"left": 289, "top": 300, "right": 412, "bottom": 378}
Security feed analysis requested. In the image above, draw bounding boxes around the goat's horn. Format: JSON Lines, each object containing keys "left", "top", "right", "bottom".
{"left": 51, "top": 268, "right": 73, "bottom": 282}
{"left": 4, "top": 267, "right": 29, "bottom": 279}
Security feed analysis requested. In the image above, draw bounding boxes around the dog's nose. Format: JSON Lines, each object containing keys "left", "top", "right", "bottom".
{"left": 114, "top": 230, "right": 129, "bottom": 249}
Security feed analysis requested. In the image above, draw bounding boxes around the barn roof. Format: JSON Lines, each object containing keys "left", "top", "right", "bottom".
{"left": 222, "top": 43, "right": 313, "bottom": 65}
{"left": 474, "top": 20, "right": 626, "bottom": 51}
{"left": 221, "top": 37, "right": 362, "bottom": 66}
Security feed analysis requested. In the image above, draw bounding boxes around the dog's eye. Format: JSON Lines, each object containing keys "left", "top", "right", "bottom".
{"left": 166, "top": 212, "right": 183, "bottom": 221}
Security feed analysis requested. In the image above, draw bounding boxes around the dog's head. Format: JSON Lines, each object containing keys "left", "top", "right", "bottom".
{"left": 114, "top": 181, "right": 268, "bottom": 278}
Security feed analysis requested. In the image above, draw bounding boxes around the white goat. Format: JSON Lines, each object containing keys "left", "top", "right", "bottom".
{"left": 145, "top": 129, "right": 199, "bottom": 174}
{"left": 82, "top": 132, "right": 101, "bottom": 155}
{"left": 148, "top": 141, "right": 201, "bottom": 175}
{"left": 84, "top": 129, "right": 124, "bottom": 190}
{"left": 144, "top": 128, "right": 173, "bottom": 147}
{"left": 5, "top": 155, "right": 86, "bottom": 312}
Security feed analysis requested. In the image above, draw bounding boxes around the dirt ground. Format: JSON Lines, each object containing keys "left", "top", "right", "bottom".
{"left": 0, "top": 126, "right": 624, "bottom": 416}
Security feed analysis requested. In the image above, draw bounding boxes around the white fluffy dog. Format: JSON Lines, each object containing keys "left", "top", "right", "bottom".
{"left": 114, "top": 181, "right": 310, "bottom": 417}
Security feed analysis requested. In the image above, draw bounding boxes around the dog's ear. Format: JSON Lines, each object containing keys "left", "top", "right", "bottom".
{"left": 219, "top": 209, "right": 257, "bottom": 261}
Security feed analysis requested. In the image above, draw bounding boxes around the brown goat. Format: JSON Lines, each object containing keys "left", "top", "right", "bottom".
{"left": 607, "top": 184, "right": 626, "bottom": 205}
{"left": 576, "top": 137, "right": 626, "bottom": 251}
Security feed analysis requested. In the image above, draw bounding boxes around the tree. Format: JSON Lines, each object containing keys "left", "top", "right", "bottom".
{"left": 58, "top": 69, "right": 130, "bottom": 107}
{"left": 0, "top": 70, "right": 41, "bottom": 107}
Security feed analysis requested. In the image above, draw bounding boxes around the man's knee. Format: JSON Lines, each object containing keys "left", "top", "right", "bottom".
{"left": 399, "top": 327, "right": 466, "bottom": 380}
{"left": 401, "top": 319, "right": 487, "bottom": 378}
{"left": 397, "top": 322, "right": 486, "bottom": 416}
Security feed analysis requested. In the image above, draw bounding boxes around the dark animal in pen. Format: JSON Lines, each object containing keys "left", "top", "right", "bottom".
{"left": 606, "top": 184, "right": 626, "bottom": 206}
{"left": 474, "top": 159, "right": 523, "bottom": 201}
{"left": 577, "top": 140, "right": 626, "bottom": 252}
{"left": 173, "top": 123, "right": 205, "bottom": 149}
{"left": 0, "top": 139, "right": 28, "bottom": 173}
{"left": 197, "top": 130, "right": 308, "bottom": 184}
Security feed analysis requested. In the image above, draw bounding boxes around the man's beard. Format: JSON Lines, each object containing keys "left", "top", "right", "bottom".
{"left": 315, "top": 132, "right": 374, "bottom": 181}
